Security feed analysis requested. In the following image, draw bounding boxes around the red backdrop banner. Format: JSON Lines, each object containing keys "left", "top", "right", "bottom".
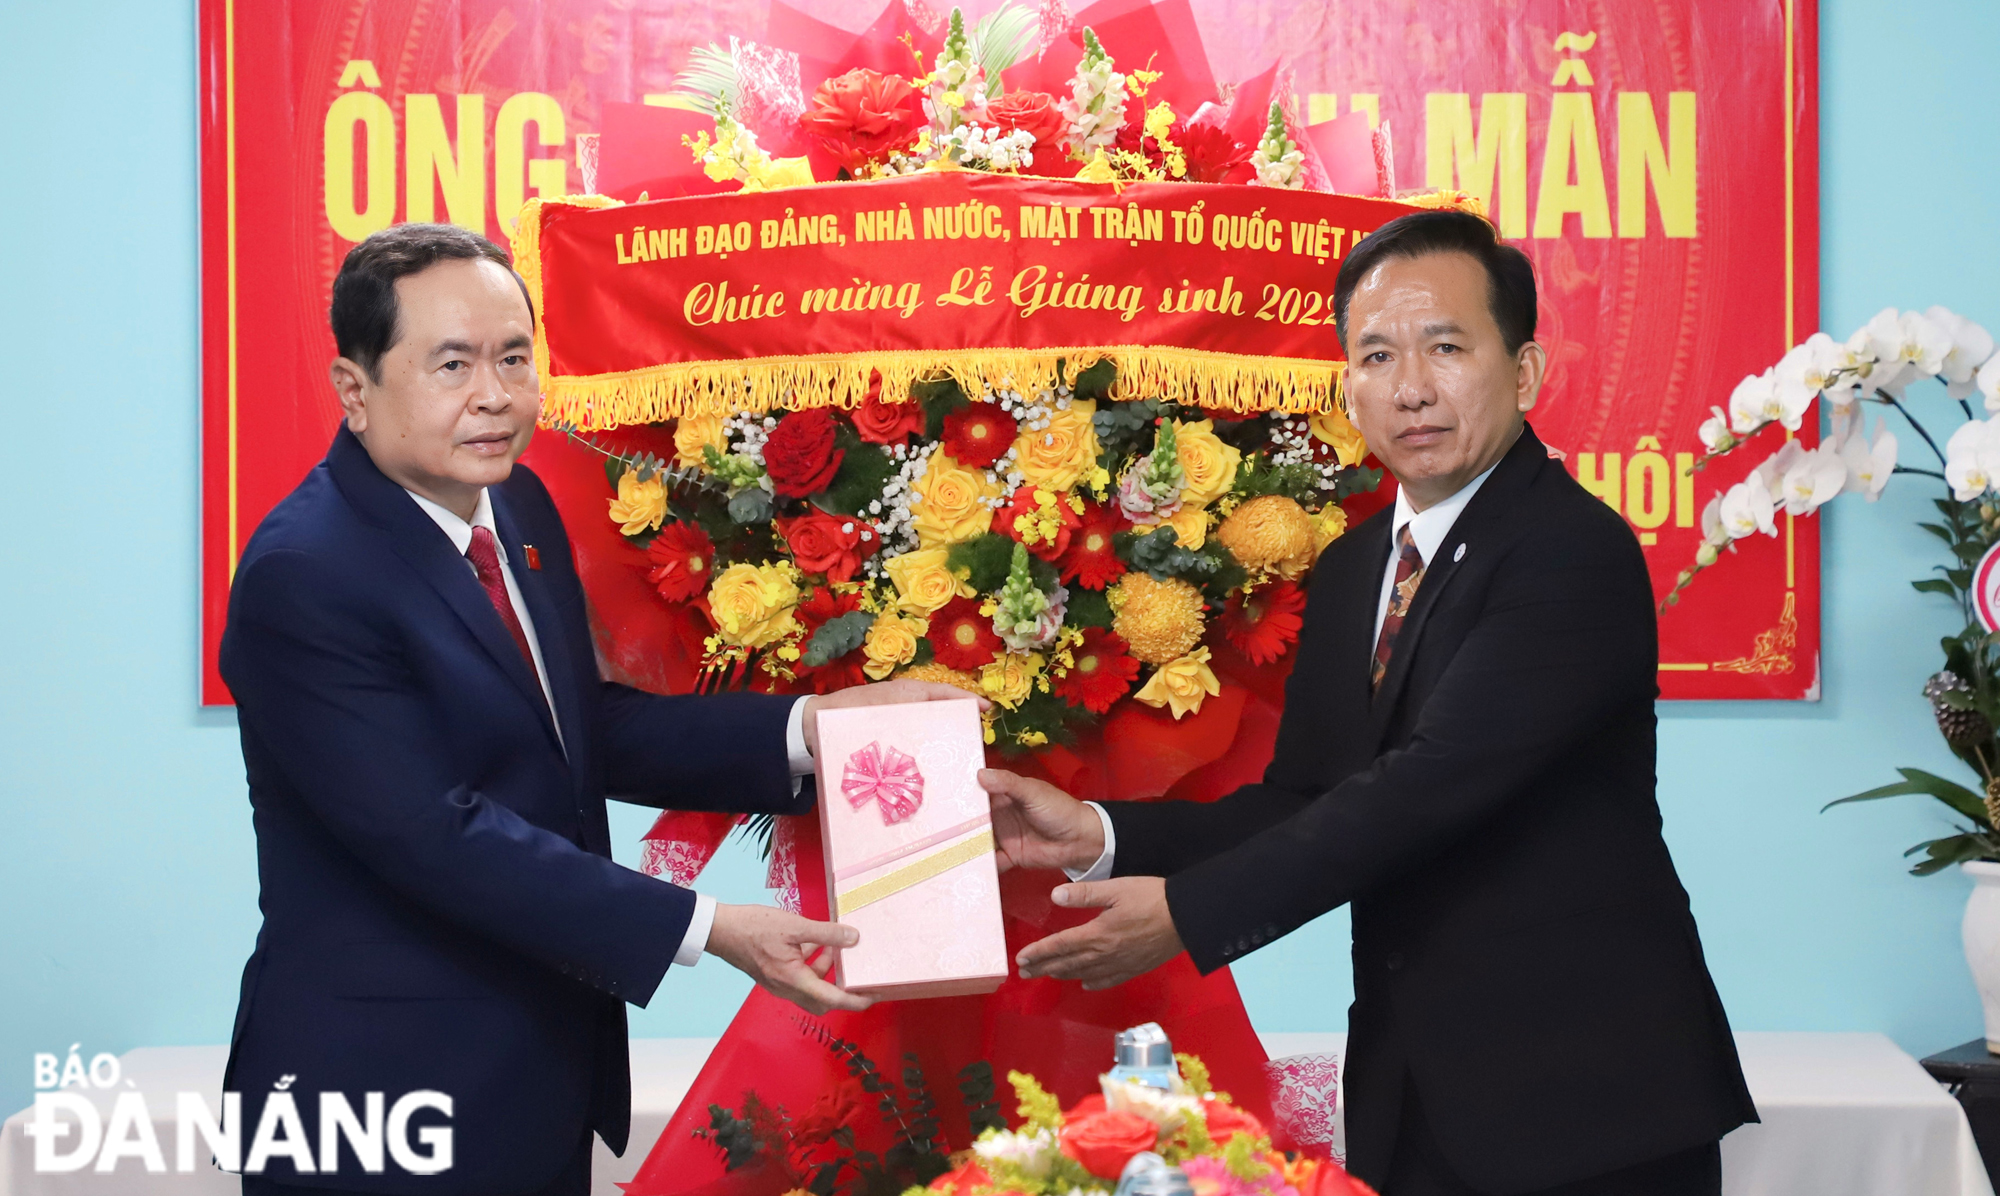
{"left": 197, "top": 0, "right": 1819, "bottom": 703}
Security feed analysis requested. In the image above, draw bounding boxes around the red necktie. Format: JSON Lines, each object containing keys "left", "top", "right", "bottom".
{"left": 466, "top": 526, "right": 541, "bottom": 678}
{"left": 1371, "top": 524, "right": 1426, "bottom": 691}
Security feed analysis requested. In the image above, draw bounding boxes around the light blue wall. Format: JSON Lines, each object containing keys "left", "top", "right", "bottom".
{"left": 4, "top": 0, "right": 1996, "bottom": 1121}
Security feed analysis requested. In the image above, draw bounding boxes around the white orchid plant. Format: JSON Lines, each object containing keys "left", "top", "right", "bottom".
{"left": 1679, "top": 306, "right": 2000, "bottom": 875}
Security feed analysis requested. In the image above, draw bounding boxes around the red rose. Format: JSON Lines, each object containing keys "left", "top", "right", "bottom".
{"left": 763, "top": 409, "right": 845, "bottom": 497}
{"left": 1062, "top": 1093, "right": 1109, "bottom": 1123}
{"left": 941, "top": 402, "right": 1018, "bottom": 469}
{"left": 852, "top": 384, "right": 928, "bottom": 444}
{"left": 1177, "top": 119, "right": 1254, "bottom": 184}
{"left": 800, "top": 68, "right": 925, "bottom": 170}
{"left": 928, "top": 1159, "right": 993, "bottom": 1194}
{"left": 645, "top": 521, "right": 715, "bottom": 603}
{"left": 1059, "top": 1109, "right": 1159, "bottom": 1180}
{"left": 983, "top": 90, "right": 1072, "bottom": 177}
{"left": 781, "top": 506, "right": 873, "bottom": 582}
{"left": 1201, "top": 1098, "right": 1267, "bottom": 1144}
{"left": 994, "top": 485, "right": 1081, "bottom": 560}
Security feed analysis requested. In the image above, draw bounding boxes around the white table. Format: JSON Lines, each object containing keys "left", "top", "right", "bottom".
{"left": 2, "top": 1033, "right": 1988, "bottom": 1196}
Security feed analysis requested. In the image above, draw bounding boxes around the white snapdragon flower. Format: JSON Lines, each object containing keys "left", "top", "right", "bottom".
{"left": 1928, "top": 306, "right": 1998, "bottom": 401}
{"left": 1061, "top": 29, "right": 1128, "bottom": 154}
{"left": 1777, "top": 444, "right": 1848, "bottom": 515}
{"left": 1718, "top": 478, "right": 1778, "bottom": 539}
{"left": 1839, "top": 417, "right": 1897, "bottom": 501}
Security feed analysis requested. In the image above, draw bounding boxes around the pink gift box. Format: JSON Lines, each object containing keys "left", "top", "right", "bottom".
{"left": 813, "top": 698, "right": 1008, "bottom": 1000}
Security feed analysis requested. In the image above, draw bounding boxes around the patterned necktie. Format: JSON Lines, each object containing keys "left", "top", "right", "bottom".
{"left": 466, "top": 526, "right": 541, "bottom": 680}
{"left": 1371, "top": 524, "right": 1426, "bottom": 691}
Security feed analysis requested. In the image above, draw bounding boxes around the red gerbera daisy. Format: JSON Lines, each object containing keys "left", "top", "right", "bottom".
{"left": 645, "top": 521, "right": 715, "bottom": 603}
{"left": 941, "top": 402, "right": 1019, "bottom": 469}
{"left": 1059, "top": 502, "right": 1129, "bottom": 590}
{"left": 928, "top": 595, "right": 1004, "bottom": 671}
{"left": 793, "top": 585, "right": 870, "bottom": 694}
{"left": 994, "top": 485, "right": 1081, "bottom": 560}
{"left": 1056, "top": 628, "right": 1140, "bottom": 714}
{"left": 1220, "top": 580, "right": 1306, "bottom": 665}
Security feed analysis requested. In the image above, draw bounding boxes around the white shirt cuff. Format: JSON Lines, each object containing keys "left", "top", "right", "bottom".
{"left": 786, "top": 696, "right": 815, "bottom": 776}
{"left": 674, "top": 893, "right": 718, "bottom": 967}
{"left": 1066, "top": 802, "right": 1117, "bottom": 882}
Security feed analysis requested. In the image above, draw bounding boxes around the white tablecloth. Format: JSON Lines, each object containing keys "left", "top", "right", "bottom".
{"left": 2, "top": 1033, "right": 1987, "bottom": 1196}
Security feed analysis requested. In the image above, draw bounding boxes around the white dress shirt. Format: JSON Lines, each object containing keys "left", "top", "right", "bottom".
{"left": 405, "top": 486, "right": 816, "bottom": 968}
{"left": 1069, "top": 462, "right": 1499, "bottom": 883}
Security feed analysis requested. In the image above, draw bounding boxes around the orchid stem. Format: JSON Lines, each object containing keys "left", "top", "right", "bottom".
{"left": 1881, "top": 391, "right": 1948, "bottom": 467}
{"left": 1893, "top": 466, "right": 1947, "bottom": 480}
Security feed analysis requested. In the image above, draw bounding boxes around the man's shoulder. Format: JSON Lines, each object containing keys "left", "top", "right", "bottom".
{"left": 232, "top": 464, "right": 382, "bottom": 606}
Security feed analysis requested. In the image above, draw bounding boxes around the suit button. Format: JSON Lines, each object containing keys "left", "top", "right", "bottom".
{"left": 1385, "top": 953, "right": 1405, "bottom": 972}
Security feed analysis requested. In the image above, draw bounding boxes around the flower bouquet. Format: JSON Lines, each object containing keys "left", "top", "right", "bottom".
{"left": 584, "top": 364, "right": 1374, "bottom": 753}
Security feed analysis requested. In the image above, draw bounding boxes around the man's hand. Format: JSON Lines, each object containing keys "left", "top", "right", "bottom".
{"left": 800, "top": 679, "right": 988, "bottom": 760}
{"left": 1015, "top": 877, "right": 1184, "bottom": 990}
{"left": 705, "top": 904, "right": 874, "bottom": 1016}
{"left": 979, "top": 769, "right": 1104, "bottom": 875}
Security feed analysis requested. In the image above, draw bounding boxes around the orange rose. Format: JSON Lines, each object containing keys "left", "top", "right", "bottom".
{"left": 800, "top": 68, "right": 925, "bottom": 170}
{"left": 1058, "top": 1109, "right": 1158, "bottom": 1180}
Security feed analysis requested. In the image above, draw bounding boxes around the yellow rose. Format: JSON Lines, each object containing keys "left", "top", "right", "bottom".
{"left": 884, "top": 547, "right": 975, "bottom": 615}
{"left": 911, "top": 448, "right": 1002, "bottom": 548}
{"left": 979, "top": 652, "right": 1043, "bottom": 709}
{"left": 607, "top": 469, "right": 667, "bottom": 536}
{"left": 1134, "top": 646, "right": 1221, "bottom": 720}
{"left": 1014, "top": 399, "right": 1102, "bottom": 493}
{"left": 707, "top": 562, "right": 800, "bottom": 649}
{"left": 861, "top": 610, "right": 928, "bottom": 680}
{"left": 1309, "top": 406, "right": 1368, "bottom": 467}
{"left": 673, "top": 412, "right": 728, "bottom": 468}
{"left": 1313, "top": 504, "right": 1349, "bottom": 556}
{"left": 1173, "top": 419, "right": 1241, "bottom": 507}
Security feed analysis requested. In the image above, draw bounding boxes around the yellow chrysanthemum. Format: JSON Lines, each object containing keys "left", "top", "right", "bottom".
{"left": 1134, "top": 646, "right": 1221, "bottom": 719}
{"left": 1110, "top": 573, "right": 1206, "bottom": 665}
{"left": 862, "top": 610, "right": 928, "bottom": 680}
{"left": 707, "top": 562, "right": 801, "bottom": 649}
{"left": 1309, "top": 407, "right": 1368, "bottom": 468}
{"left": 1216, "top": 495, "right": 1315, "bottom": 578}
{"left": 607, "top": 469, "right": 667, "bottom": 536}
{"left": 896, "top": 661, "right": 984, "bottom": 695}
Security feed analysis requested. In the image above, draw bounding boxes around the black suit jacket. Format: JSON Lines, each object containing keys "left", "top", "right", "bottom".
{"left": 218, "top": 428, "right": 808, "bottom": 1193}
{"left": 1105, "top": 424, "right": 1755, "bottom": 1193}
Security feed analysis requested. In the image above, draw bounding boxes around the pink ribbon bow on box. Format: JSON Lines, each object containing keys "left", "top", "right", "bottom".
{"left": 841, "top": 741, "right": 925, "bottom": 824}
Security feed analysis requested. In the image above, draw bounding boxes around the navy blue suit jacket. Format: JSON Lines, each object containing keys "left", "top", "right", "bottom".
{"left": 218, "top": 427, "right": 806, "bottom": 1193}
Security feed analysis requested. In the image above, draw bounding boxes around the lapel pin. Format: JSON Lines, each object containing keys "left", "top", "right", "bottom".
{"left": 1453, "top": 543, "right": 1466, "bottom": 563}
{"left": 524, "top": 545, "right": 543, "bottom": 571}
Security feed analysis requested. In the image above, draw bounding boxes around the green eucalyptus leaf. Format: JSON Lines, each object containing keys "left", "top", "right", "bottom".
{"left": 728, "top": 488, "right": 774, "bottom": 525}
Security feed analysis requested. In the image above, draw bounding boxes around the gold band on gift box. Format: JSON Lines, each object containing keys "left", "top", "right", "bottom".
{"left": 834, "top": 830, "right": 995, "bottom": 918}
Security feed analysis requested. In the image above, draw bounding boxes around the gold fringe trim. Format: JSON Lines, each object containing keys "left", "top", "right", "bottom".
{"left": 510, "top": 194, "right": 624, "bottom": 395}
{"left": 515, "top": 195, "right": 1346, "bottom": 430}
{"left": 536, "top": 347, "right": 1346, "bottom": 430}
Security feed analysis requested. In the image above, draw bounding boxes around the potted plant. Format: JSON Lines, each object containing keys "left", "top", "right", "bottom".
{"left": 1669, "top": 305, "right": 2000, "bottom": 1048}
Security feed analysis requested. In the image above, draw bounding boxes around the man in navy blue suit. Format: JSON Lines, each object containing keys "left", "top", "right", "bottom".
{"left": 220, "top": 223, "right": 968, "bottom": 1195}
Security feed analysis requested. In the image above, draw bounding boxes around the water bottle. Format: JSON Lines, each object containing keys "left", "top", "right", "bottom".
{"left": 1114, "top": 1152, "right": 1194, "bottom": 1196}
{"left": 1107, "top": 1022, "right": 1179, "bottom": 1091}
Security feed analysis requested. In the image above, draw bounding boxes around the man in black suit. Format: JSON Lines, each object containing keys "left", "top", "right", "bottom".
{"left": 979, "top": 210, "right": 1756, "bottom": 1195}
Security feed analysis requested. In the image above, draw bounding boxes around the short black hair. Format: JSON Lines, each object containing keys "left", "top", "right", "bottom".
{"left": 1333, "top": 209, "right": 1538, "bottom": 355}
{"left": 330, "top": 223, "right": 532, "bottom": 383}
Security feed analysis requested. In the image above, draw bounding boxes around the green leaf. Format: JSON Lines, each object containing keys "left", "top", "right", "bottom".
{"left": 947, "top": 533, "right": 1018, "bottom": 594}
{"left": 815, "top": 441, "right": 896, "bottom": 517}
{"left": 1907, "top": 833, "right": 1996, "bottom": 876}
{"left": 1920, "top": 522, "right": 1957, "bottom": 543}
{"left": 1824, "top": 767, "right": 1988, "bottom": 824}
{"left": 1913, "top": 578, "right": 1958, "bottom": 596}
{"left": 1066, "top": 587, "right": 1113, "bottom": 629}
